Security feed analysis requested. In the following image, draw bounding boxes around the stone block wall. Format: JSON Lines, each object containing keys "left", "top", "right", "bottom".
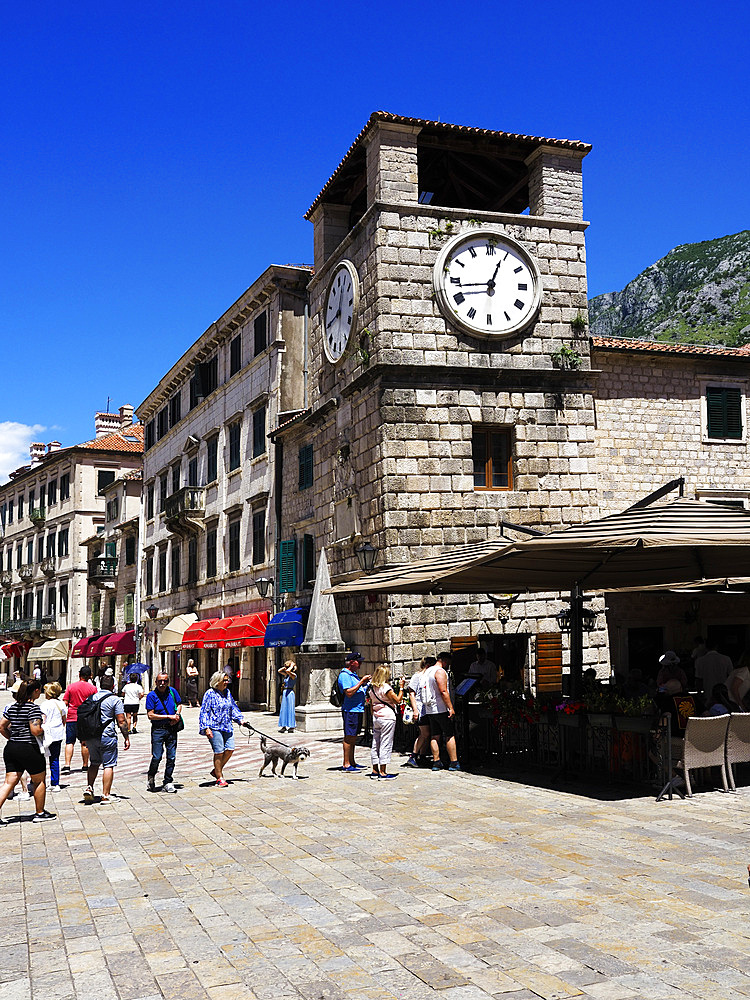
{"left": 526, "top": 147, "right": 585, "bottom": 222}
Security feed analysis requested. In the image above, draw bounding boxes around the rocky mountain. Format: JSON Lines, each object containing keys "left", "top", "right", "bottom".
{"left": 588, "top": 229, "right": 750, "bottom": 347}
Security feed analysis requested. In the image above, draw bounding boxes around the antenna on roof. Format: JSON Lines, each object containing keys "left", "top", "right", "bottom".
{"left": 106, "top": 397, "right": 111, "bottom": 412}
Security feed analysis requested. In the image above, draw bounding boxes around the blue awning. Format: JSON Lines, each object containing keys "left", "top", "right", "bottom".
{"left": 263, "top": 608, "right": 308, "bottom": 648}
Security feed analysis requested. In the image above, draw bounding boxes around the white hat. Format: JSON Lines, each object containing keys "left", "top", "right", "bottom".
{"left": 105, "top": 667, "right": 114, "bottom": 675}
{"left": 659, "top": 651, "right": 680, "bottom": 667}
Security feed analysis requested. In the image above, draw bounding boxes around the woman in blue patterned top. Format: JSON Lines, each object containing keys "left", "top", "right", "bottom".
{"left": 199, "top": 670, "right": 249, "bottom": 787}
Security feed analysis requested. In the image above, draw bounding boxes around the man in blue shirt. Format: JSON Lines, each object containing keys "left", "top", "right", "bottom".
{"left": 146, "top": 673, "right": 182, "bottom": 792}
{"left": 83, "top": 675, "right": 129, "bottom": 805}
{"left": 337, "top": 652, "right": 371, "bottom": 772}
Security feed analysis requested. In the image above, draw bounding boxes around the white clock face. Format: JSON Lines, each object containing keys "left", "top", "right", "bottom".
{"left": 434, "top": 229, "right": 542, "bottom": 338}
{"left": 323, "top": 261, "right": 359, "bottom": 363}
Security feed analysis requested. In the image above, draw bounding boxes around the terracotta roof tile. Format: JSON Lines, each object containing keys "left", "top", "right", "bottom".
{"left": 591, "top": 336, "right": 750, "bottom": 358}
{"left": 78, "top": 424, "right": 144, "bottom": 453}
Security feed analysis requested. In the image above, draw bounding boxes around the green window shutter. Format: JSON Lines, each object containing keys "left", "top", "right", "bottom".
{"left": 707, "top": 387, "right": 742, "bottom": 439}
{"left": 124, "top": 594, "right": 134, "bottom": 626}
{"left": 279, "top": 539, "right": 297, "bottom": 593}
{"left": 298, "top": 444, "right": 313, "bottom": 490}
{"left": 1, "top": 596, "right": 10, "bottom": 623}
{"left": 92, "top": 599, "right": 100, "bottom": 631}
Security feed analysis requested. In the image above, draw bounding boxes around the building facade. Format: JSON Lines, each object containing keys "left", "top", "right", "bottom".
{"left": 0, "top": 407, "right": 143, "bottom": 683}
{"left": 136, "top": 264, "right": 310, "bottom": 706}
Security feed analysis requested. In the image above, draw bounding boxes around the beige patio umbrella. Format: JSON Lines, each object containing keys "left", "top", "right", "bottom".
{"left": 159, "top": 613, "right": 199, "bottom": 650}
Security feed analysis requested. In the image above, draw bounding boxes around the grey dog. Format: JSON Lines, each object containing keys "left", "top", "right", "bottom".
{"left": 258, "top": 735, "right": 311, "bottom": 779}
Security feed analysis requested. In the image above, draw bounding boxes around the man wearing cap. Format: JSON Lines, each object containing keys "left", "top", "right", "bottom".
{"left": 337, "top": 653, "right": 371, "bottom": 772}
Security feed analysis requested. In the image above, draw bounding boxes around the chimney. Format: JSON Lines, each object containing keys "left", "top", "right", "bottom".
{"left": 30, "top": 443, "right": 46, "bottom": 464}
{"left": 119, "top": 404, "right": 134, "bottom": 429}
{"left": 94, "top": 412, "right": 121, "bottom": 438}
{"left": 47, "top": 441, "right": 61, "bottom": 454}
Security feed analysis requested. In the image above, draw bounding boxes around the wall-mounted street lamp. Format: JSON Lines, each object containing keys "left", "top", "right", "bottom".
{"left": 256, "top": 577, "right": 274, "bottom": 599}
{"left": 556, "top": 606, "right": 597, "bottom": 633}
{"left": 146, "top": 604, "right": 159, "bottom": 620}
{"left": 356, "top": 541, "right": 378, "bottom": 573}
{"left": 72, "top": 626, "right": 87, "bottom": 638}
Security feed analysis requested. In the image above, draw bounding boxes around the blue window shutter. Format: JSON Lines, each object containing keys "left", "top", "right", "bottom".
{"left": 279, "top": 539, "right": 297, "bottom": 593}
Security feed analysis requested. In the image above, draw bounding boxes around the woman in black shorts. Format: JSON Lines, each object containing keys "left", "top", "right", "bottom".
{"left": 0, "top": 678, "right": 56, "bottom": 823}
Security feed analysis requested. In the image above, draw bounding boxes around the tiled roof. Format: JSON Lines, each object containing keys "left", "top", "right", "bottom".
{"left": 122, "top": 468, "right": 143, "bottom": 481}
{"left": 306, "top": 111, "right": 592, "bottom": 219}
{"left": 591, "top": 336, "right": 750, "bottom": 358}
{"left": 78, "top": 424, "right": 144, "bottom": 453}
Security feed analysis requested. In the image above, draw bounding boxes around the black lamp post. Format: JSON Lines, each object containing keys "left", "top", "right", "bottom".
{"left": 146, "top": 604, "right": 159, "bottom": 620}
{"left": 256, "top": 577, "right": 274, "bottom": 599}
{"left": 356, "top": 541, "right": 378, "bottom": 573}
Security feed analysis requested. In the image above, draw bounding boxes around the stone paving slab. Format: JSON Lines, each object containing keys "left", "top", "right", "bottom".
{"left": 2, "top": 708, "right": 750, "bottom": 999}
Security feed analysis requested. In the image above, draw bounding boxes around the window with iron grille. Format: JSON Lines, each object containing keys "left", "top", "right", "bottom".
{"left": 171, "top": 543, "right": 181, "bottom": 590}
{"left": 301, "top": 534, "right": 315, "bottom": 589}
{"left": 58, "top": 528, "right": 69, "bottom": 557}
{"left": 706, "top": 386, "right": 743, "bottom": 439}
{"left": 230, "top": 334, "right": 242, "bottom": 376}
{"left": 187, "top": 538, "right": 198, "bottom": 583}
{"left": 298, "top": 444, "right": 313, "bottom": 490}
{"left": 252, "top": 509, "right": 265, "bottom": 565}
{"left": 47, "top": 479, "right": 57, "bottom": 505}
{"left": 279, "top": 539, "right": 297, "bottom": 593}
{"left": 125, "top": 535, "right": 136, "bottom": 565}
{"left": 207, "top": 437, "right": 218, "bottom": 483}
{"left": 252, "top": 407, "right": 266, "bottom": 458}
{"left": 206, "top": 528, "right": 217, "bottom": 578}
{"left": 254, "top": 311, "right": 267, "bottom": 356}
{"left": 228, "top": 518, "right": 241, "bottom": 572}
{"left": 471, "top": 427, "right": 513, "bottom": 490}
{"left": 229, "top": 422, "right": 241, "bottom": 471}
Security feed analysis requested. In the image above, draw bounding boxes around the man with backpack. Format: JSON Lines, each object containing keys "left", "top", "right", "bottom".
{"left": 61, "top": 665, "right": 97, "bottom": 774}
{"left": 80, "top": 674, "right": 130, "bottom": 804}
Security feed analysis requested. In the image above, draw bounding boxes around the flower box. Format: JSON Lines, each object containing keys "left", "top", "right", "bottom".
{"left": 557, "top": 712, "right": 586, "bottom": 728}
{"left": 614, "top": 715, "right": 655, "bottom": 734}
{"left": 587, "top": 713, "right": 614, "bottom": 728}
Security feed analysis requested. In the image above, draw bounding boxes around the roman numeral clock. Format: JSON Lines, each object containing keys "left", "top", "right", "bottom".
{"left": 323, "top": 260, "right": 360, "bottom": 363}
{"left": 433, "top": 229, "right": 542, "bottom": 338}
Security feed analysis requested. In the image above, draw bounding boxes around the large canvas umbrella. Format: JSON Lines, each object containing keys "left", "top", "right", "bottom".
{"left": 329, "top": 498, "right": 750, "bottom": 693}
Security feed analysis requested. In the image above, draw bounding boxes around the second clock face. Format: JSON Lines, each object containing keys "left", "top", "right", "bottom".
{"left": 434, "top": 229, "right": 542, "bottom": 338}
{"left": 323, "top": 261, "right": 359, "bottom": 363}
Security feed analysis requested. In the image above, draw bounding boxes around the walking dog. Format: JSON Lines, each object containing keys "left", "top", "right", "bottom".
{"left": 258, "top": 734, "right": 311, "bottom": 779}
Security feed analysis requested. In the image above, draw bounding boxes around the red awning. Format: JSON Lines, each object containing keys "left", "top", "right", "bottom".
{"left": 102, "top": 630, "right": 136, "bottom": 656}
{"left": 2, "top": 642, "right": 27, "bottom": 658}
{"left": 201, "top": 618, "right": 237, "bottom": 649}
{"left": 224, "top": 611, "right": 269, "bottom": 647}
{"left": 72, "top": 635, "right": 98, "bottom": 658}
{"left": 87, "top": 633, "right": 114, "bottom": 657}
{"left": 181, "top": 618, "right": 220, "bottom": 650}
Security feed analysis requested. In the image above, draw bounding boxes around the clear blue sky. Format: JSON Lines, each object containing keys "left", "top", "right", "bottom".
{"left": 1, "top": 1, "right": 748, "bottom": 477}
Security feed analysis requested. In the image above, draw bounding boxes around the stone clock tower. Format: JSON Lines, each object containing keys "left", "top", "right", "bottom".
{"left": 278, "top": 112, "right": 604, "bottom": 687}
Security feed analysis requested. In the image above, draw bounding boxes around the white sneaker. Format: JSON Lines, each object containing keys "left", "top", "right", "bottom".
{"left": 83, "top": 786, "right": 95, "bottom": 804}
{"left": 163, "top": 782, "right": 177, "bottom": 793}
{"left": 50, "top": 785, "right": 61, "bottom": 793}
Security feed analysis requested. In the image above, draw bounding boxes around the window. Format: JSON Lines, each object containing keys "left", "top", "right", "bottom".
{"left": 47, "top": 479, "right": 57, "bottom": 505}
{"left": 230, "top": 335, "right": 242, "bottom": 376}
{"left": 105, "top": 540, "right": 116, "bottom": 559}
{"left": 124, "top": 593, "right": 134, "bottom": 626}
{"left": 92, "top": 598, "right": 100, "bottom": 631}
{"left": 229, "top": 422, "right": 241, "bottom": 471}
{"left": 13, "top": 595, "right": 21, "bottom": 619}
{"left": 39, "top": 485, "right": 45, "bottom": 508}
{"left": 189, "top": 356, "right": 218, "bottom": 408}
{"left": 188, "top": 458, "right": 198, "bottom": 487}
{"left": 145, "top": 555, "right": 153, "bottom": 597}
{"left": 472, "top": 427, "right": 513, "bottom": 490}
{"left": 206, "top": 437, "right": 218, "bottom": 483}
{"left": 157, "top": 407, "right": 169, "bottom": 439}
{"left": 145, "top": 420, "right": 155, "bottom": 450}
{"left": 298, "top": 444, "right": 313, "bottom": 490}
{"left": 106, "top": 498, "right": 119, "bottom": 521}
{"left": 26, "top": 540, "right": 33, "bottom": 565}
{"left": 171, "top": 543, "right": 181, "bottom": 590}
{"left": 36, "top": 537, "right": 43, "bottom": 562}
{"left": 6, "top": 548, "right": 11, "bottom": 571}
{"left": 279, "top": 539, "right": 297, "bottom": 593}
{"left": 254, "top": 311, "right": 267, "bottom": 355}
{"left": 16, "top": 545, "right": 22, "bottom": 569}
{"left": 108, "top": 595, "right": 116, "bottom": 629}
{"left": 24, "top": 592, "right": 34, "bottom": 618}
{"left": 125, "top": 535, "right": 136, "bottom": 565}
{"left": 46, "top": 532, "right": 56, "bottom": 558}
{"left": 171, "top": 463, "right": 180, "bottom": 495}
{"left": 228, "top": 517, "right": 241, "bottom": 572}
{"left": 252, "top": 510, "right": 265, "bottom": 565}
{"left": 60, "top": 474, "right": 70, "bottom": 501}
{"left": 159, "top": 472, "right": 168, "bottom": 512}
{"left": 48, "top": 586, "right": 57, "bottom": 617}
{"left": 301, "top": 533, "right": 315, "bottom": 588}
{"left": 147, "top": 482, "right": 155, "bottom": 519}
{"left": 706, "top": 386, "right": 743, "bottom": 440}
{"left": 158, "top": 547, "right": 167, "bottom": 593}
{"left": 187, "top": 538, "right": 198, "bottom": 584}
{"left": 169, "top": 393, "right": 181, "bottom": 428}
{"left": 0, "top": 504, "right": 5, "bottom": 529}
{"left": 28, "top": 491, "right": 34, "bottom": 510}
{"left": 59, "top": 584, "right": 68, "bottom": 615}
{"left": 7, "top": 500, "right": 13, "bottom": 524}
{"left": 252, "top": 407, "right": 266, "bottom": 458}
{"left": 206, "top": 527, "right": 217, "bottom": 578}
{"left": 58, "top": 528, "right": 69, "bottom": 557}
{"left": 18, "top": 495, "right": 23, "bottom": 519}
{"left": 97, "top": 470, "right": 115, "bottom": 495}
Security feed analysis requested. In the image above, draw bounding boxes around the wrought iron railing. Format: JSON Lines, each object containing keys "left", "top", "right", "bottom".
{"left": 88, "top": 556, "right": 118, "bottom": 584}
{"left": 0, "top": 615, "right": 56, "bottom": 635}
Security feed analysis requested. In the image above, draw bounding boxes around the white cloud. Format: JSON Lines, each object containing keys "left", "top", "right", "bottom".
{"left": 0, "top": 423, "right": 46, "bottom": 484}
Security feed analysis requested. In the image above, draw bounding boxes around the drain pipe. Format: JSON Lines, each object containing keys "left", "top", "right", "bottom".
{"left": 303, "top": 300, "right": 309, "bottom": 410}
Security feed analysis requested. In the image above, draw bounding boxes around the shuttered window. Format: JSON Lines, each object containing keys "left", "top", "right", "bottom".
{"left": 279, "top": 539, "right": 297, "bottom": 593}
{"left": 706, "top": 386, "right": 742, "bottom": 439}
{"left": 92, "top": 599, "right": 100, "bottom": 632}
{"left": 301, "top": 534, "right": 315, "bottom": 588}
{"left": 298, "top": 444, "right": 313, "bottom": 490}
{"left": 536, "top": 633, "right": 563, "bottom": 693}
{"left": 124, "top": 593, "right": 134, "bottom": 625}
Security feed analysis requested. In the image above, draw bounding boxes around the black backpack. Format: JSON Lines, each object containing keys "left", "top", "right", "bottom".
{"left": 329, "top": 674, "right": 344, "bottom": 708}
{"left": 77, "top": 694, "right": 117, "bottom": 740}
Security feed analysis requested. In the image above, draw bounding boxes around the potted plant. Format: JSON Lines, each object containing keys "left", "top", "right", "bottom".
{"left": 555, "top": 700, "right": 587, "bottom": 727}
{"left": 613, "top": 694, "right": 657, "bottom": 733}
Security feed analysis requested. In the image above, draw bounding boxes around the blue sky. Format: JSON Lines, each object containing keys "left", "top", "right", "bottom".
{"left": 1, "top": 1, "right": 748, "bottom": 478}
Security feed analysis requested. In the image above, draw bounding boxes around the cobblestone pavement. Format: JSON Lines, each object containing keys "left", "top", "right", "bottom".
{"left": 3, "top": 701, "right": 750, "bottom": 1000}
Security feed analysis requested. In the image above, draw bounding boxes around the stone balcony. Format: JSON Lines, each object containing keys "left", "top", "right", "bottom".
{"left": 29, "top": 508, "right": 46, "bottom": 527}
{"left": 88, "top": 556, "right": 118, "bottom": 587}
{"left": 41, "top": 557, "right": 56, "bottom": 577}
{"left": 18, "top": 563, "right": 34, "bottom": 582}
{"left": 0, "top": 615, "right": 56, "bottom": 637}
{"left": 165, "top": 486, "right": 206, "bottom": 536}
{"left": 0, "top": 571, "right": 12, "bottom": 589}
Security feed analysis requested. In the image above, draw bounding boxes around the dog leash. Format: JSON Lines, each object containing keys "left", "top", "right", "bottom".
{"left": 238, "top": 721, "right": 297, "bottom": 751}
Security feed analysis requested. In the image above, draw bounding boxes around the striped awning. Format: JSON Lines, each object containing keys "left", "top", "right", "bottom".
{"left": 328, "top": 499, "right": 750, "bottom": 596}
{"left": 27, "top": 638, "right": 70, "bottom": 661}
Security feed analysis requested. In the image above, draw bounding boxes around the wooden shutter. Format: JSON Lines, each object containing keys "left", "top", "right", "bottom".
{"left": 536, "top": 632, "right": 563, "bottom": 693}
{"left": 298, "top": 444, "right": 313, "bottom": 490}
{"left": 707, "top": 387, "right": 742, "bottom": 439}
{"left": 302, "top": 534, "right": 315, "bottom": 587}
{"left": 124, "top": 594, "right": 134, "bottom": 625}
{"left": 279, "top": 539, "right": 297, "bottom": 593}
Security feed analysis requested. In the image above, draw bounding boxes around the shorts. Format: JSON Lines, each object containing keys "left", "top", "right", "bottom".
{"left": 342, "top": 710, "right": 363, "bottom": 738}
{"left": 124, "top": 704, "right": 139, "bottom": 718}
{"left": 86, "top": 737, "right": 119, "bottom": 769}
{"left": 65, "top": 721, "right": 84, "bottom": 745}
{"left": 4, "top": 741, "right": 46, "bottom": 777}
{"left": 207, "top": 729, "right": 234, "bottom": 753}
{"left": 417, "top": 713, "right": 429, "bottom": 728}
{"left": 428, "top": 712, "right": 455, "bottom": 739}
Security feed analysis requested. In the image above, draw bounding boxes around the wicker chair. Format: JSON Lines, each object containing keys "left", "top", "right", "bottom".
{"left": 677, "top": 715, "right": 730, "bottom": 797}
{"left": 726, "top": 712, "right": 750, "bottom": 792}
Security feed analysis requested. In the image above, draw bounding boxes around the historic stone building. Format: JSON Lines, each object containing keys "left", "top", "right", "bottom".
{"left": 275, "top": 112, "right": 606, "bottom": 687}
{"left": 0, "top": 407, "right": 143, "bottom": 684}
{"left": 136, "top": 264, "right": 310, "bottom": 706}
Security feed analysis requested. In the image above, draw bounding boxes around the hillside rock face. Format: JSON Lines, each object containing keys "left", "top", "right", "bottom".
{"left": 588, "top": 230, "right": 750, "bottom": 347}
